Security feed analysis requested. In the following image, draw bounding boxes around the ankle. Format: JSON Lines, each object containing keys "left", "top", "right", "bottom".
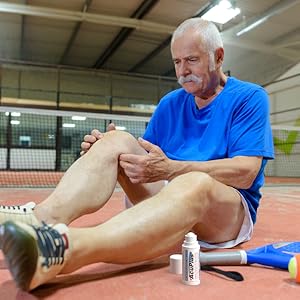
{"left": 34, "top": 204, "right": 65, "bottom": 225}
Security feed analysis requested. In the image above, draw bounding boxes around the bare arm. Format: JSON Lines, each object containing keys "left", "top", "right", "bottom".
{"left": 120, "top": 138, "right": 262, "bottom": 189}
{"left": 167, "top": 156, "right": 262, "bottom": 189}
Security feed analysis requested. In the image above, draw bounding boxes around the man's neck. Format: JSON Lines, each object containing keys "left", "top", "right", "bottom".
{"left": 194, "top": 73, "right": 227, "bottom": 109}
{"left": 194, "top": 86, "right": 223, "bottom": 109}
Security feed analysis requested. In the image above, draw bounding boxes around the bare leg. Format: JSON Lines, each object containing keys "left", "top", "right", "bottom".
{"left": 34, "top": 130, "right": 164, "bottom": 225}
{"left": 61, "top": 172, "right": 244, "bottom": 273}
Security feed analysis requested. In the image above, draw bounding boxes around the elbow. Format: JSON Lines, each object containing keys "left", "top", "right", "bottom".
{"left": 233, "top": 156, "right": 262, "bottom": 189}
{"left": 237, "top": 168, "right": 258, "bottom": 189}
{"left": 240, "top": 176, "right": 255, "bottom": 189}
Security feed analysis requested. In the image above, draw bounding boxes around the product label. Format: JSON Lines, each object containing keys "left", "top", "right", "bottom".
{"left": 183, "top": 249, "right": 199, "bottom": 282}
{"left": 189, "top": 252, "right": 195, "bottom": 280}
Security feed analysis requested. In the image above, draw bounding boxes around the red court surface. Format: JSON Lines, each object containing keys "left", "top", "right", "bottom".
{"left": 1, "top": 181, "right": 300, "bottom": 300}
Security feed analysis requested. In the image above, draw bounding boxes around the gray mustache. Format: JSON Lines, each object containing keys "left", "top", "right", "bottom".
{"left": 178, "top": 75, "right": 202, "bottom": 85}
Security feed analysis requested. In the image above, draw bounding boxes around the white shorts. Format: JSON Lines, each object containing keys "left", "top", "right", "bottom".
{"left": 124, "top": 189, "right": 253, "bottom": 250}
{"left": 198, "top": 192, "right": 253, "bottom": 249}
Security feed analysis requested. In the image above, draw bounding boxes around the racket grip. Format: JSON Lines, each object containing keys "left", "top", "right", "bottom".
{"left": 200, "top": 250, "right": 247, "bottom": 266}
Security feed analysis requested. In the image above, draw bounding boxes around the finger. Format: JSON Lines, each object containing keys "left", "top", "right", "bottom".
{"left": 91, "top": 129, "right": 103, "bottom": 139}
{"left": 123, "top": 170, "right": 142, "bottom": 184}
{"left": 107, "top": 123, "right": 116, "bottom": 131}
{"left": 119, "top": 153, "right": 142, "bottom": 164}
{"left": 80, "top": 150, "right": 85, "bottom": 156}
{"left": 138, "top": 137, "right": 158, "bottom": 152}
{"left": 81, "top": 141, "right": 91, "bottom": 151}
{"left": 83, "top": 134, "right": 97, "bottom": 143}
{"left": 130, "top": 178, "right": 142, "bottom": 184}
{"left": 119, "top": 160, "right": 137, "bottom": 172}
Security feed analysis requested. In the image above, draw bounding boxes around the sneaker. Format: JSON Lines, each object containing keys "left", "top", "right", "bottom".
{"left": 0, "top": 202, "right": 40, "bottom": 225}
{"left": 0, "top": 221, "right": 71, "bottom": 291}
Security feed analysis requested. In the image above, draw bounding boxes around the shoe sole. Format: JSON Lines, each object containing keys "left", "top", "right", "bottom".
{"left": 0, "top": 221, "right": 38, "bottom": 291}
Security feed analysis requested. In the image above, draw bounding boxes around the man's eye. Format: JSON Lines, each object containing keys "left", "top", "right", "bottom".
{"left": 188, "top": 58, "right": 198, "bottom": 63}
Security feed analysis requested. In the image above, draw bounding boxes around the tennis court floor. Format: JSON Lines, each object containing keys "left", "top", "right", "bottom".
{"left": 1, "top": 179, "right": 300, "bottom": 299}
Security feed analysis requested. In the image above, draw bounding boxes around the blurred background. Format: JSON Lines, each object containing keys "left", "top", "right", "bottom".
{"left": 0, "top": 0, "right": 299, "bottom": 185}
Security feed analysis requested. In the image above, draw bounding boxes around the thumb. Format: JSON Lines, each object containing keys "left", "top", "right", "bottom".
{"left": 138, "top": 137, "right": 157, "bottom": 153}
{"left": 107, "top": 123, "right": 116, "bottom": 131}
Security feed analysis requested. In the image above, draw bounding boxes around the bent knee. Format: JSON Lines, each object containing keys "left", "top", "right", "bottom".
{"left": 90, "top": 130, "right": 145, "bottom": 156}
{"left": 104, "top": 130, "right": 135, "bottom": 143}
{"left": 174, "top": 171, "right": 214, "bottom": 192}
{"left": 171, "top": 172, "right": 214, "bottom": 205}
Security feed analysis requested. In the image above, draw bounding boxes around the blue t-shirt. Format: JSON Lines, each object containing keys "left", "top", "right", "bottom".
{"left": 143, "top": 77, "right": 274, "bottom": 223}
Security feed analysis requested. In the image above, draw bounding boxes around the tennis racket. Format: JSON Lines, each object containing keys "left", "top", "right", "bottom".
{"left": 200, "top": 241, "right": 300, "bottom": 269}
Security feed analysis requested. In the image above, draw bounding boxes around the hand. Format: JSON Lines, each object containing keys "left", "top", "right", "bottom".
{"left": 119, "top": 137, "right": 171, "bottom": 183}
{"left": 80, "top": 123, "right": 116, "bottom": 155}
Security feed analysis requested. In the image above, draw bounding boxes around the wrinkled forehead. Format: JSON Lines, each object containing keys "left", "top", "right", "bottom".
{"left": 171, "top": 29, "right": 207, "bottom": 56}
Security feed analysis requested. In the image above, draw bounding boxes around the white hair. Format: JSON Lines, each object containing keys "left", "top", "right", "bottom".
{"left": 171, "top": 18, "right": 223, "bottom": 70}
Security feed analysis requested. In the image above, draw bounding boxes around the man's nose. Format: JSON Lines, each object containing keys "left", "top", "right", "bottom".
{"left": 177, "top": 61, "right": 191, "bottom": 77}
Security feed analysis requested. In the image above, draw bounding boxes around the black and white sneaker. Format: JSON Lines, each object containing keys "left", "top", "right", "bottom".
{"left": 0, "top": 221, "right": 71, "bottom": 291}
{"left": 0, "top": 202, "right": 39, "bottom": 225}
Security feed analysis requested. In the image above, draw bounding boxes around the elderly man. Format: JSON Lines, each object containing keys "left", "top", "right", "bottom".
{"left": 0, "top": 18, "right": 274, "bottom": 291}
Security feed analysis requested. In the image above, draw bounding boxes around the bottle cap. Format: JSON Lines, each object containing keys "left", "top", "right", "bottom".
{"left": 185, "top": 232, "right": 197, "bottom": 243}
{"left": 169, "top": 254, "right": 182, "bottom": 274}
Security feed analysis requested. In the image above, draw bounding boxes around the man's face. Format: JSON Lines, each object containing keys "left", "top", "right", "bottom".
{"left": 171, "top": 30, "right": 215, "bottom": 97}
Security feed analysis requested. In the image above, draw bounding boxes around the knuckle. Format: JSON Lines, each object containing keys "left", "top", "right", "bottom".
{"left": 81, "top": 142, "right": 90, "bottom": 150}
{"left": 84, "top": 135, "right": 94, "bottom": 142}
{"left": 91, "top": 130, "right": 99, "bottom": 137}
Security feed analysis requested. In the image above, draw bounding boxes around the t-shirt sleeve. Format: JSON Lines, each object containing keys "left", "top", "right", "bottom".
{"left": 228, "top": 88, "right": 274, "bottom": 159}
{"left": 143, "top": 107, "right": 159, "bottom": 145}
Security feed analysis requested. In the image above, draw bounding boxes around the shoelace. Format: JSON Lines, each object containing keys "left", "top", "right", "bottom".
{"left": 0, "top": 205, "right": 28, "bottom": 212}
{"left": 33, "top": 222, "right": 67, "bottom": 268}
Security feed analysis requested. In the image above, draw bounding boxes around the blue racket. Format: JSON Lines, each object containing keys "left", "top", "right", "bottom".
{"left": 200, "top": 241, "right": 300, "bottom": 269}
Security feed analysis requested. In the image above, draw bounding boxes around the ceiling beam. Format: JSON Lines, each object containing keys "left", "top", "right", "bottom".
{"left": 162, "top": 0, "right": 300, "bottom": 76}
{"left": 222, "top": 37, "right": 300, "bottom": 61}
{"left": 59, "top": 0, "right": 93, "bottom": 65}
{"left": 1, "top": 0, "right": 299, "bottom": 75}
{"left": 235, "top": 0, "right": 300, "bottom": 37}
{"left": 275, "top": 40, "right": 300, "bottom": 49}
{"left": 0, "top": 1, "right": 175, "bottom": 34}
{"left": 94, "top": 0, "right": 159, "bottom": 69}
{"left": 129, "top": 0, "right": 220, "bottom": 73}
{"left": 271, "top": 27, "right": 300, "bottom": 49}
{"left": 129, "top": 36, "right": 172, "bottom": 73}
{"left": 19, "top": 0, "right": 27, "bottom": 61}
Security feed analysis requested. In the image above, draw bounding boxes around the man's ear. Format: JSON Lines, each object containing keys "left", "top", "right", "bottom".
{"left": 215, "top": 47, "right": 224, "bottom": 68}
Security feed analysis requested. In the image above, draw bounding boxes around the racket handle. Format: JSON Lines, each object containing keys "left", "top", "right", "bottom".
{"left": 200, "top": 250, "right": 247, "bottom": 266}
